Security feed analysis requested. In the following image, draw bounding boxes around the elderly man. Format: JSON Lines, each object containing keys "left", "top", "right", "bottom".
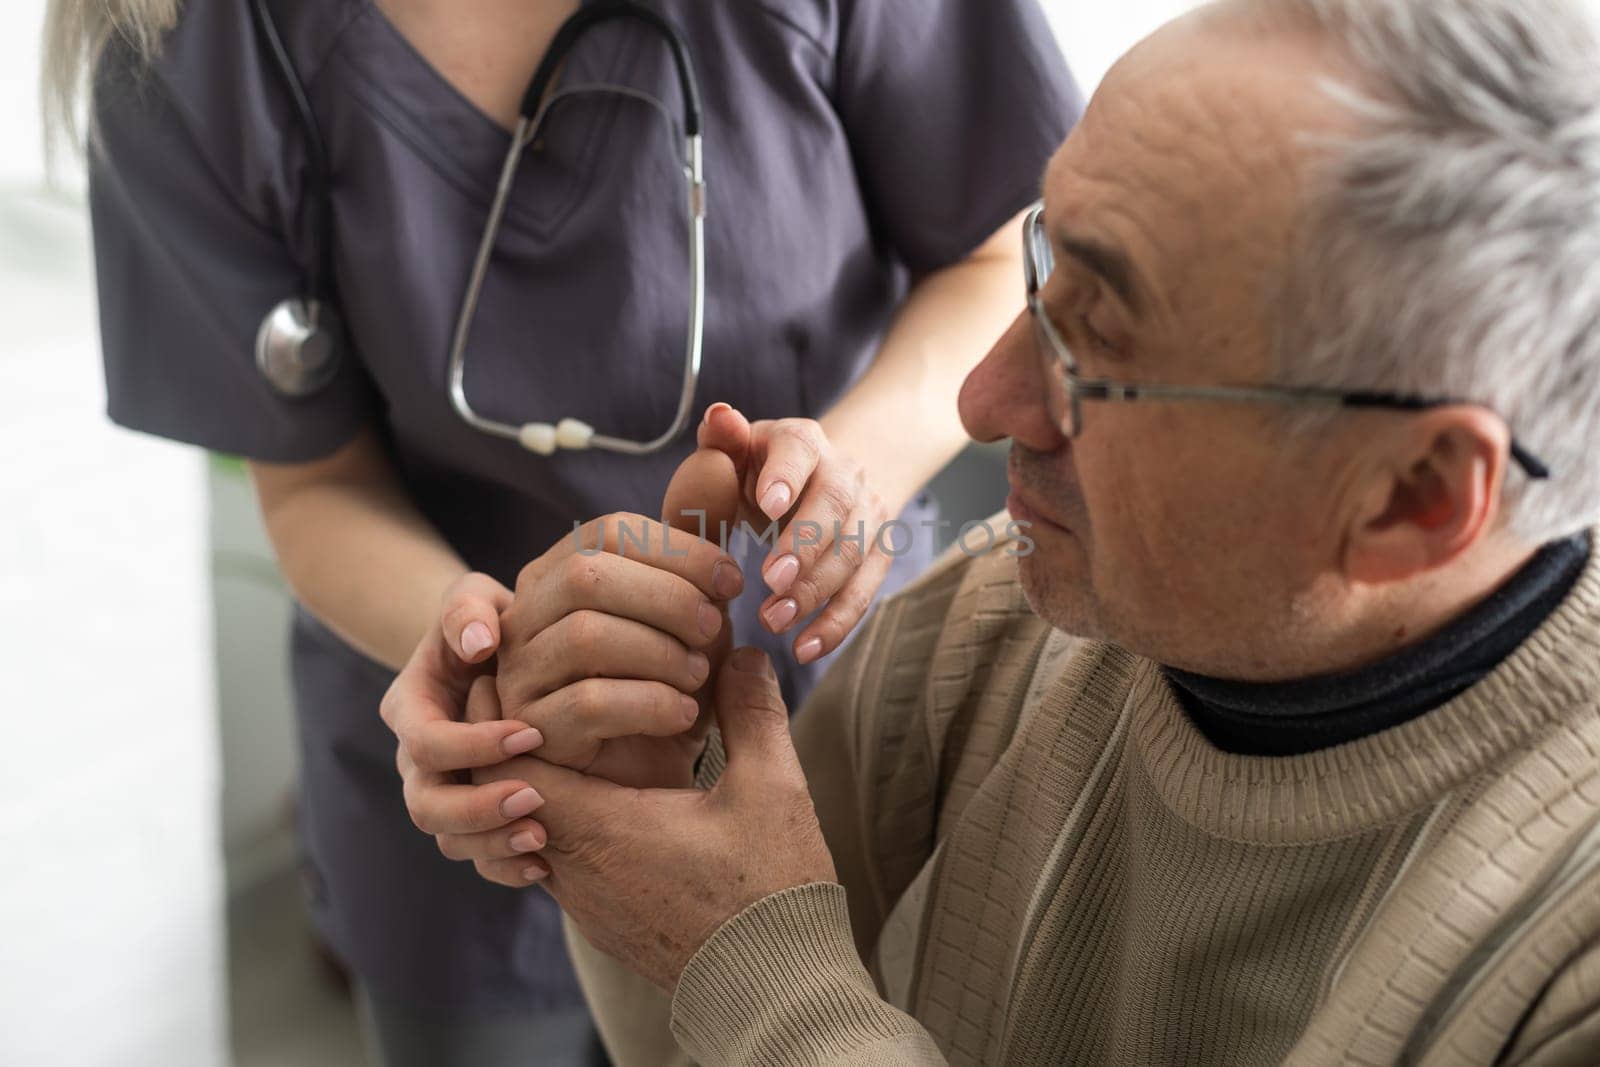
{"left": 384, "top": 0, "right": 1600, "bottom": 1062}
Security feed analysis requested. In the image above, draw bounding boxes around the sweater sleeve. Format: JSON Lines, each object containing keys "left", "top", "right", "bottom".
{"left": 670, "top": 884, "right": 948, "bottom": 1066}
{"left": 1502, "top": 938, "right": 1600, "bottom": 1066}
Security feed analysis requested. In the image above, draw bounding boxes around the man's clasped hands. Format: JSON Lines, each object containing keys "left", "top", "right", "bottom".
{"left": 378, "top": 405, "right": 879, "bottom": 990}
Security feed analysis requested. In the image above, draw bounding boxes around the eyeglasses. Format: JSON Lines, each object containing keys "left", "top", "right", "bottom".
{"left": 1021, "top": 202, "right": 1551, "bottom": 480}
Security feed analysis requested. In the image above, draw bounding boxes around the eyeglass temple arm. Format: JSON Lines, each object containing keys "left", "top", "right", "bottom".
{"left": 1072, "top": 380, "right": 1552, "bottom": 480}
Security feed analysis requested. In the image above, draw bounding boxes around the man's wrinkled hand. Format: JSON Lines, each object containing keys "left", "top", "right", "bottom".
{"left": 471, "top": 647, "right": 838, "bottom": 988}
{"left": 493, "top": 439, "right": 746, "bottom": 789}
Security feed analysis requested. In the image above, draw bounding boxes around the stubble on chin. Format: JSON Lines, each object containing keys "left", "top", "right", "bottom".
{"left": 1017, "top": 549, "right": 1110, "bottom": 642}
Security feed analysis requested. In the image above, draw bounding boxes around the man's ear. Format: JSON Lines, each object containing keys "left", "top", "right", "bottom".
{"left": 1343, "top": 408, "right": 1509, "bottom": 585}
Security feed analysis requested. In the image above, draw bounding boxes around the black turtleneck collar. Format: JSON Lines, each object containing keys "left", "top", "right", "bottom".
{"left": 1164, "top": 534, "right": 1592, "bottom": 758}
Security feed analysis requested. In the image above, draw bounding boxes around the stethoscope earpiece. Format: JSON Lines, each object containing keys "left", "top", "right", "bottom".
{"left": 255, "top": 298, "right": 343, "bottom": 398}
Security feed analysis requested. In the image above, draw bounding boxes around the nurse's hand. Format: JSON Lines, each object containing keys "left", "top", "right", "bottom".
{"left": 380, "top": 573, "right": 553, "bottom": 864}
{"left": 692, "top": 405, "right": 895, "bottom": 666}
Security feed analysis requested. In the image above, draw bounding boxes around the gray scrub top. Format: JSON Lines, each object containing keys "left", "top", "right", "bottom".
{"left": 88, "top": 0, "right": 1079, "bottom": 1015}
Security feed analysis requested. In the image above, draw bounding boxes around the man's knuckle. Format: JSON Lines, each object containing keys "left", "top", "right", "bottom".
{"left": 560, "top": 552, "right": 605, "bottom": 593}
{"left": 562, "top": 611, "right": 597, "bottom": 654}
{"left": 515, "top": 555, "right": 544, "bottom": 594}
{"left": 401, "top": 728, "right": 434, "bottom": 767}
{"left": 654, "top": 683, "right": 684, "bottom": 721}
{"left": 406, "top": 799, "right": 435, "bottom": 834}
{"left": 660, "top": 639, "right": 688, "bottom": 681}
{"left": 568, "top": 680, "right": 603, "bottom": 722}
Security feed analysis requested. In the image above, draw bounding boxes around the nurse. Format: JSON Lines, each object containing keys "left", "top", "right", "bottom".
{"left": 52, "top": 0, "right": 1079, "bottom": 1062}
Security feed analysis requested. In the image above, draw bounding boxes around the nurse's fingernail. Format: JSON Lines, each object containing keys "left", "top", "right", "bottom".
{"left": 764, "top": 598, "right": 799, "bottom": 632}
{"left": 713, "top": 561, "right": 744, "bottom": 600}
{"left": 697, "top": 602, "right": 723, "bottom": 640}
{"left": 501, "top": 788, "right": 544, "bottom": 821}
{"left": 764, "top": 555, "right": 800, "bottom": 596}
{"left": 502, "top": 728, "right": 543, "bottom": 757}
{"left": 795, "top": 637, "right": 824, "bottom": 665}
{"left": 760, "top": 482, "right": 792, "bottom": 519}
{"left": 509, "top": 829, "right": 545, "bottom": 853}
{"left": 461, "top": 622, "right": 495, "bottom": 659}
{"left": 523, "top": 864, "right": 548, "bottom": 883}
{"left": 687, "top": 652, "right": 711, "bottom": 686}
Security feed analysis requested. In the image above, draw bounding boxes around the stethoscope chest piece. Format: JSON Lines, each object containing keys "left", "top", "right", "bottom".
{"left": 256, "top": 297, "right": 343, "bottom": 398}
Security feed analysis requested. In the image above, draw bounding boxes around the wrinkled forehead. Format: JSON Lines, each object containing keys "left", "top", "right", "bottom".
{"left": 1041, "top": 12, "right": 1353, "bottom": 335}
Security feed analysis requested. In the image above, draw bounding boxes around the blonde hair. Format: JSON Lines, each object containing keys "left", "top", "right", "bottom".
{"left": 41, "top": 0, "right": 180, "bottom": 153}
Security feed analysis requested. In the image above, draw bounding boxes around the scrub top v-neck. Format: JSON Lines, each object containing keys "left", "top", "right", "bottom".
{"left": 88, "top": 0, "right": 1081, "bottom": 1014}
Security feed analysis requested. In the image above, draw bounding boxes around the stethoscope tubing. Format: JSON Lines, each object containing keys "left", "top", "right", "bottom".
{"left": 249, "top": 0, "right": 709, "bottom": 457}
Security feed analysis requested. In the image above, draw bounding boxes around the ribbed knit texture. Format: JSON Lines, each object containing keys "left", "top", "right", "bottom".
{"left": 580, "top": 527, "right": 1600, "bottom": 1066}
{"left": 674, "top": 884, "right": 944, "bottom": 1065}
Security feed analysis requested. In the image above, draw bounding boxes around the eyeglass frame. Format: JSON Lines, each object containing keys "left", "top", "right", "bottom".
{"left": 1020, "top": 202, "right": 1551, "bottom": 481}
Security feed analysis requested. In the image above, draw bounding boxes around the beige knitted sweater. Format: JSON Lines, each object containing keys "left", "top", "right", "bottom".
{"left": 569, "top": 530, "right": 1600, "bottom": 1066}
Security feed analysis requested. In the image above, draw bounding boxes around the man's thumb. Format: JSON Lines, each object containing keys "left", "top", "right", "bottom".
{"left": 697, "top": 402, "right": 752, "bottom": 469}
{"left": 714, "top": 648, "right": 796, "bottom": 775}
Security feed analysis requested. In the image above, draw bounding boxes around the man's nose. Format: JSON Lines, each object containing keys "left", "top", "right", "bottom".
{"left": 959, "top": 313, "right": 1066, "bottom": 452}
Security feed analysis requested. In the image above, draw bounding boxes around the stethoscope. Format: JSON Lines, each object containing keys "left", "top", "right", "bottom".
{"left": 249, "top": 0, "right": 708, "bottom": 457}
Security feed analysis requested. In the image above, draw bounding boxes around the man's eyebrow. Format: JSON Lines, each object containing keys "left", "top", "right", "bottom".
{"left": 1051, "top": 226, "right": 1145, "bottom": 317}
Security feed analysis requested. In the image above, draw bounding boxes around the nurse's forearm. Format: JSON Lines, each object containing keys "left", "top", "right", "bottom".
{"left": 820, "top": 212, "right": 1026, "bottom": 516}
{"left": 249, "top": 426, "right": 471, "bottom": 671}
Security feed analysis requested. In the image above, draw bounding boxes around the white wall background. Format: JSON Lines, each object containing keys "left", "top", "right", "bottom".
{"left": 1043, "top": 0, "right": 1201, "bottom": 92}
{"left": 0, "top": 3, "right": 1196, "bottom": 1065}
{"left": 1, "top": 5, "right": 227, "bottom": 1067}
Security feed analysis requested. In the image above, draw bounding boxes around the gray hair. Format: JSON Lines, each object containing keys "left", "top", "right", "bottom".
{"left": 41, "top": 0, "right": 179, "bottom": 155}
{"left": 1252, "top": 0, "right": 1600, "bottom": 544}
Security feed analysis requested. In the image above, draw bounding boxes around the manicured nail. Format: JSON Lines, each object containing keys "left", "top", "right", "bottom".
{"left": 461, "top": 621, "right": 494, "bottom": 659}
{"left": 688, "top": 652, "right": 711, "bottom": 685}
{"left": 713, "top": 560, "right": 744, "bottom": 600}
{"left": 764, "top": 598, "right": 799, "bottom": 632}
{"left": 509, "top": 830, "right": 544, "bottom": 853}
{"left": 760, "top": 482, "right": 792, "bottom": 519}
{"left": 502, "top": 728, "right": 543, "bottom": 757}
{"left": 698, "top": 602, "right": 723, "bottom": 640}
{"left": 523, "top": 865, "right": 548, "bottom": 883}
{"left": 764, "top": 555, "right": 800, "bottom": 596}
{"left": 795, "top": 637, "right": 824, "bottom": 665}
{"left": 500, "top": 788, "right": 544, "bottom": 820}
